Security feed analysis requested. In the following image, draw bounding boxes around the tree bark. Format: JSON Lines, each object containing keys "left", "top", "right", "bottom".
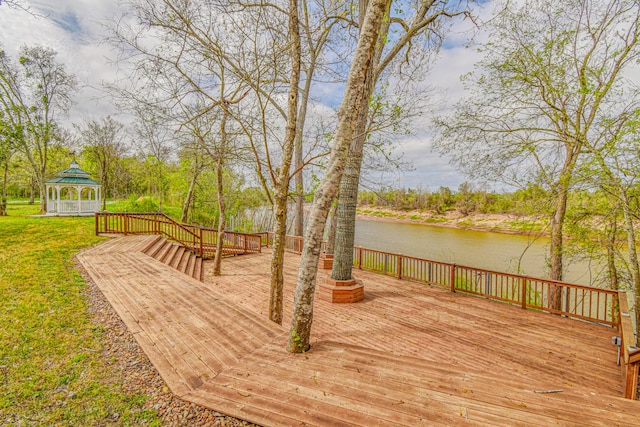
{"left": 181, "top": 163, "right": 201, "bottom": 224}
{"left": 0, "top": 154, "right": 9, "bottom": 216}
{"left": 606, "top": 215, "right": 618, "bottom": 291}
{"left": 269, "top": 0, "right": 302, "bottom": 325}
{"left": 212, "top": 99, "right": 232, "bottom": 276}
{"left": 331, "top": 107, "right": 369, "bottom": 280}
{"left": 287, "top": 0, "right": 392, "bottom": 353}
{"left": 212, "top": 156, "right": 226, "bottom": 276}
{"left": 293, "top": 67, "right": 313, "bottom": 237}
{"left": 549, "top": 146, "right": 579, "bottom": 310}
{"left": 324, "top": 201, "right": 338, "bottom": 255}
{"left": 29, "top": 174, "right": 35, "bottom": 205}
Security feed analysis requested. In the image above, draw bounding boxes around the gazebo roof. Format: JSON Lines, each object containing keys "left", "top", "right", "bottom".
{"left": 45, "top": 161, "right": 101, "bottom": 186}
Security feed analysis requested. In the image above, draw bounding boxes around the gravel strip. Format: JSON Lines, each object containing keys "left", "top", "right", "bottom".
{"left": 77, "top": 257, "right": 259, "bottom": 427}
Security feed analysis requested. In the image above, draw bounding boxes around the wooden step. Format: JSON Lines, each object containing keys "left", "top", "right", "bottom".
{"left": 160, "top": 243, "right": 180, "bottom": 264}
{"left": 169, "top": 246, "right": 186, "bottom": 269}
{"left": 194, "top": 257, "right": 203, "bottom": 281}
{"left": 141, "top": 235, "right": 163, "bottom": 254}
{"left": 143, "top": 236, "right": 168, "bottom": 258}
{"left": 155, "top": 241, "right": 174, "bottom": 263}
{"left": 176, "top": 250, "right": 190, "bottom": 273}
{"left": 184, "top": 253, "right": 196, "bottom": 277}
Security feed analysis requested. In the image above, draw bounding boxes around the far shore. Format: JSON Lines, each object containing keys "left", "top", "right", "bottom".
{"left": 355, "top": 207, "right": 548, "bottom": 237}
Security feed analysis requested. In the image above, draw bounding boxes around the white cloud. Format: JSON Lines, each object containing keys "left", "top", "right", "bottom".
{"left": 0, "top": 0, "right": 127, "bottom": 125}
{"left": 0, "top": 0, "right": 496, "bottom": 190}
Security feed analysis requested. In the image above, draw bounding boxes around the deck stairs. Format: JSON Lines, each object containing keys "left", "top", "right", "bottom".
{"left": 142, "top": 235, "right": 204, "bottom": 282}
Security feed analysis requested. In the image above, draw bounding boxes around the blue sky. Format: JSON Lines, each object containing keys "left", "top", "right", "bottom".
{"left": 0, "top": 0, "right": 495, "bottom": 191}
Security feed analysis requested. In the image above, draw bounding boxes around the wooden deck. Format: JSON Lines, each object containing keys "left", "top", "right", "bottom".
{"left": 78, "top": 235, "right": 640, "bottom": 426}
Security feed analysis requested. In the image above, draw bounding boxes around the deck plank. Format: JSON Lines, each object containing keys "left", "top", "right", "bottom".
{"left": 78, "top": 238, "right": 640, "bottom": 426}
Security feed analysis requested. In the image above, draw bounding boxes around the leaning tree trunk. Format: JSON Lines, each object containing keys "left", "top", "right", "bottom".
{"left": 268, "top": 0, "right": 301, "bottom": 325}
{"left": 288, "top": 0, "right": 392, "bottom": 353}
{"left": 181, "top": 165, "right": 201, "bottom": 223}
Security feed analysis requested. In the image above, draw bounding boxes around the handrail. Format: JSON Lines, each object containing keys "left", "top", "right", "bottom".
{"left": 618, "top": 290, "right": 640, "bottom": 399}
{"left": 95, "top": 212, "right": 262, "bottom": 258}
{"left": 275, "top": 232, "right": 619, "bottom": 327}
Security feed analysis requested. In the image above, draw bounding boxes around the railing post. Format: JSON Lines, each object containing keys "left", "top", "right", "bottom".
{"left": 521, "top": 278, "right": 527, "bottom": 309}
{"left": 358, "top": 247, "right": 363, "bottom": 269}
{"left": 124, "top": 213, "right": 129, "bottom": 235}
{"left": 199, "top": 227, "right": 204, "bottom": 257}
{"left": 244, "top": 235, "right": 248, "bottom": 254}
{"left": 450, "top": 264, "right": 456, "bottom": 293}
{"left": 95, "top": 212, "right": 99, "bottom": 235}
{"left": 397, "top": 256, "right": 402, "bottom": 279}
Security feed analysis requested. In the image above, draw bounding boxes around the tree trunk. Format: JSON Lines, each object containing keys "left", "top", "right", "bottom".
{"left": 212, "top": 102, "right": 231, "bottom": 276}
{"left": 324, "top": 201, "right": 338, "bottom": 255}
{"left": 548, "top": 182, "right": 568, "bottom": 310}
{"left": 330, "top": 115, "right": 368, "bottom": 280}
{"left": 287, "top": 0, "right": 392, "bottom": 353}
{"left": 39, "top": 148, "right": 47, "bottom": 213}
{"left": 621, "top": 192, "right": 640, "bottom": 345}
{"left": 606, "top": 215, "right": 618, "bottom": 290}
{"left": 329, "top": 0, "right": 386, "bottom": 281}
{"left": 549, "top": 149, "right": 578, "bottom": 310}
{"left": 269, "top": 191, "right": 289, "bottom": 323}
{"left": 268, "top": 0, "right": 302, "bottom": 325}
{"left": 212, "top": 157, "right": 226, "bottom": 276}
{"left": 181, "top": 165, "right": 201, "bottom": 223}
{"left": 293, "top": 68, "right": 313, "bottom": 237}
{"left": 29, "top": 174, "right": 35, "bottom": 205}
{"left": 0, "top": 155, "right": 9, "bottom": 216}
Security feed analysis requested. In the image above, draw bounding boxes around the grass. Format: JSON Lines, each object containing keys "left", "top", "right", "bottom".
{"left": 0, "top": 201, "right": 160, "bottom": 426}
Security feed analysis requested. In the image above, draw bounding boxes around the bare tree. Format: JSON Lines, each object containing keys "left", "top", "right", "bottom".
{"left": 77, "top": 116, "right": 128, "bottom": 210}
{"left": 0, "top": 45, "right": 76, "bottom": 213}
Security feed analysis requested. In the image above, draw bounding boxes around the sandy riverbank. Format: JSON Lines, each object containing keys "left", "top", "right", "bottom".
{"left": 356, "top": 207, "right": 547, "bottom": 236}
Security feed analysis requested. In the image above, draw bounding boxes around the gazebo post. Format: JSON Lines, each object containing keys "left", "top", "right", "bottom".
{"left": 77, "top": 185, "right": 81, "bottom": 215}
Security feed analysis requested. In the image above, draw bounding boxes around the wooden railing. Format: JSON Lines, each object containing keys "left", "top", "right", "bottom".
{"left": 274, "top": 233, "right": 619, "bottom": 327}
{"left": 95, "top": 212, "right": 262, "bottom": 258}
{"left": 618, "top": 290, "right": 640, "bottom": 399}
{"left": 352, "top": 246, "right": 620, "bottom": 327}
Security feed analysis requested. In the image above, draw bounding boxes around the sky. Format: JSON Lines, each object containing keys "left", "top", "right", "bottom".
{"left": 0, "top": 0, "right": 495, "bottom": 191}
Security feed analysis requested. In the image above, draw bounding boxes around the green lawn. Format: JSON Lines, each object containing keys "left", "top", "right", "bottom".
{"left": 0, "top": 201, "right": 160, "bottom": 425}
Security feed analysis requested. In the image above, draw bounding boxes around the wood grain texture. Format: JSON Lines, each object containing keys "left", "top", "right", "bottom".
{"left": 78, "top": 236, "right": 640, "bottom": 426}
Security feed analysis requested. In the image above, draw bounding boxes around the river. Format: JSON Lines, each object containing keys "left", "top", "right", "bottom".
{"left": 353, "top": 219, "right": 602, "bottom": 286}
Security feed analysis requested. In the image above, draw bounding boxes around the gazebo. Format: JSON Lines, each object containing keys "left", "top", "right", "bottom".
{"left": 45, "top": 160, "right": 102, "bottom": 216}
